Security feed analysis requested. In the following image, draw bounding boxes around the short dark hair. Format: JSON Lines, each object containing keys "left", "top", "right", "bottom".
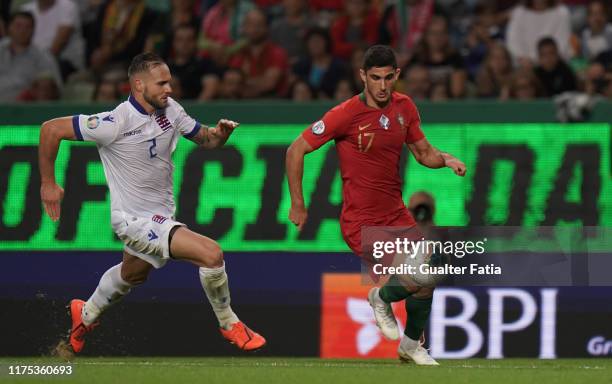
{"left": 537, "top": 37, "right": 557, "bottom": 52}
{"left": 362, "top": 45, "right": 397, "bottom": 71}
{"left": 128, "top": 53, "right": 166, "bottom": 77}
{"left": 305, "top": 27, "right": 333, "bottom": 54}
{"left": 10, "top": 11, "right": 35, "bottom": 27}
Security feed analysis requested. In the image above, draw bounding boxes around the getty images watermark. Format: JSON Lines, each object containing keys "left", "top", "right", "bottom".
{"left": 361, "top": 226, "right": 612, "bottom": 287}
{"left": 370, "top": 236, "right": 498, "bottom": 277}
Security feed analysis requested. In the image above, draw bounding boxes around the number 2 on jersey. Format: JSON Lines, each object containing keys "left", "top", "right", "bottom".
{"left": 148, "top": 138, "right": 157, "bottom": 158}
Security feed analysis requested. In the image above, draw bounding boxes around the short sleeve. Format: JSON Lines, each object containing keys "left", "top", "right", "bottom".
{"left": 301, "top": 105, "right": 350, "bottom": 150}
{"left": 59, "top": 0, "right": 79, "bottom": 27}
{"left": 72, "top": 112, "right": 119, "bottom": 146}
{"left": 404, "top": 99, "right": 425, "bottom": 144}
{"left": 173, "top": 103, "right": 201, "bottom": 139}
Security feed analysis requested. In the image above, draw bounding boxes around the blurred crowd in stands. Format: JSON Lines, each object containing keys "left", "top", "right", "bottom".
{"left": 0, "top": 0, "right": 611, "bottom": 103}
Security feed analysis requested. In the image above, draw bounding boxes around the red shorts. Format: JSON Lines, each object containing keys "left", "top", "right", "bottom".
{"left": 341, "top": 208, "right": 419, "bottom": 258}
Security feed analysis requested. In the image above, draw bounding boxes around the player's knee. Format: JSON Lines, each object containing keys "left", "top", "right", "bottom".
{"left": 200, "top": 241, "right": 224, "bottom": 268}
{"left": 121, "top": 270, "right": 149, "bottom": 286}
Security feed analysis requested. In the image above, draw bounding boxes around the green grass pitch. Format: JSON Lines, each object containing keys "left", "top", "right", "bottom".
{"left": 0, "top": 357, "right": 610, "bottom": 384}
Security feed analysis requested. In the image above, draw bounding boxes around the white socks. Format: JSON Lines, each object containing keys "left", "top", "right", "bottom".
{"left": 199, "top": 263, "right": 239, "bottom": 329}
{"left": 82, "top": 263, "right": 133, "bottom": 326}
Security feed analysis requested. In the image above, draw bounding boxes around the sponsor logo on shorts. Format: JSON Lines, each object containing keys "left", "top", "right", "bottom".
{"left": 87, "top": 116, "right": 100, "bottom": 129}
{"left": 103, "top": 114, "right": 114, "bottom": 122}
{"left": 312, "top": 120, "right": 325, "bottom": 135}
{"left": 152, "top": 215, "right": 168, "bottom": 224}
{"left": 147, "top": 230, "right": 158, "bottom": 241}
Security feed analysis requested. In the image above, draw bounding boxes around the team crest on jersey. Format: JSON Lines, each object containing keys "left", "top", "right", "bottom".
{"left": 87, "top": 116, "right": 100, "bottom": 129}
{"left": 312, "top": 120, "right": 325, "bottom": 135}
{"left": 379, "top": 114, "right": 390, "bottom": 130}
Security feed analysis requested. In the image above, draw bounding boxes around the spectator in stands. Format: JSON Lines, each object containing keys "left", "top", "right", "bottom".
{"left": 0, "top": 1, "right": 8, "bottom": 37}
{"left": 346, "top": 45, "right": 365, "bottom": 93}
{"left": 290, "top": 79, "right": 313, "bottom": 101}
{"left": 18, "top": 72, "right": 60, "bottom": 101}
{"left": 93, "top": 77, "right": 121, "bottom": 101}
{"left": 198, "top": 0, "right": 253, "bottom": 67}
{"left": 583, "top": 62, "right": 607, "bottom": 94}
{"left": 87, "top": 0, "right": 158, "bottom": 73}
{"left": 330, "top": 0, "right": 378, "bottom": 60}
{"left": 145, "top": 0, "right": 201, "bottom": 57}
{"left": 462, "top": 3, "right": 505, "bottom": 80}
{"left": 404, "top": 64, "right": 431, "bottom": 100}
{"left": 0, "top": 11, "right": 62, "bottom": 101}
{"left": 229, "top": 8, "right": 289, "bottom": 98}
{"left": 21, "top": 0, "right": 85, "bottom": 79}
{"left": 581, "top": 0, "right": 612, "bottom": 60}
{"left": 503, "top": 68, "right": 543, "bottom": 100}
{"left": 506, "top": 0, "right": 572, "bottom": 66}
{"left": 333, "top": 77, "right": 353, "bottom": 100}
{"left": 430, "top": 82, "right": 449, "bottom": 101}
{"left": 167, "top": 23, "right": 220, "bottom": 100}
{"left": 269, "top": 0, "right": 313, "bottom": 64}
{"left": 217, "top": 67, "right": 244, "bottom": 99}
{"left": 534, "top": 37, "right": 577, "bottom": 96}
{"left": 476, "top": 43, "right": 513, "bottom": 98}
{"left": 292, "top": 27, "right": 345, "bottom": 98}
{"left": 411, "top": 15, "right": 467, "bottom": 98}
{"left": 378, "top": 0, "right": 434, "bottom": 68}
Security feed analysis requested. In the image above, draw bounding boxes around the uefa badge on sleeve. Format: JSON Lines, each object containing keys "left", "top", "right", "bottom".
{"left": 87, "top": 116, "right": 100, "bottom": 130}
{"left": 312, "top": 120, "right": 325, "bottom": 135}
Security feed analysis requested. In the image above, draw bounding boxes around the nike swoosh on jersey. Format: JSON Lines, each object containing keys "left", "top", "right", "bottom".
{"left": 358, "top": 124, "right": 371, "bottom": 131}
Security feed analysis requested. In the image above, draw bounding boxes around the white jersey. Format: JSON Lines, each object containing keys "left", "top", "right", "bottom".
{"left": 72, "top": 95, "right": 201, "bottom": 219}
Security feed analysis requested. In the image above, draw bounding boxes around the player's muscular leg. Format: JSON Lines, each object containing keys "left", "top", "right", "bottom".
{"left": 169, "top": 227, "right": 224, "bottom": 268}
{"left": 121, "top": 252, "right": 153, "bottom": 285}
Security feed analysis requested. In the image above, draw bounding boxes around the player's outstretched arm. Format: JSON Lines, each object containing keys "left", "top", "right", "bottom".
{"left": 39, "top": 117, "right": 77, "bottom": 221}
{"left": 286, "top": 136, "right": 315, "bottom": 231}
{"left": 190, "top": 119, "right": 238, "bottom": 149}
{"left": 407, "top": 137, "right": 467, "bottom": 176}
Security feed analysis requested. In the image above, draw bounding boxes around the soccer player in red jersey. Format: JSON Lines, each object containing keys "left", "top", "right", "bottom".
{"left": 286, "top": 45, "right": 466, "bottom": 365}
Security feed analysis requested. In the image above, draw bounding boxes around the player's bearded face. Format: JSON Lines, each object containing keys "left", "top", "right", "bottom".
{"left": 143, "top": 65, "right": 172, "bottom": 109}
{"left": 361, "top": 66, "right": 400, "bottom": 106}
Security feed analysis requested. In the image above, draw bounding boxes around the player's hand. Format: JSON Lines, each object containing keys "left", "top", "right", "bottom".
{"left": 289, "top": 204, "right": 308, "bottom": 231}
{"left": 41, "top": 181, "right": 64, "bottom": 222}
{"left": 209, "top": 119, "right": 239, "bottom": 140}
{"left": 445, "top": 158, "right": 467, "bottom": 176}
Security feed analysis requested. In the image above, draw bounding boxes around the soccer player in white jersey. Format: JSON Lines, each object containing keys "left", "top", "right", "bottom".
{"left": 38, "top": 53, "right": 266, "bottom": 354}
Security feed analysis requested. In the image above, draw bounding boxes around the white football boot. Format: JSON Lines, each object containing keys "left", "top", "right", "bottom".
{"left": 367, "top": 287, "right": 400, "bottom": 340}
{"left": 398, "top": 335, "right": 439, "bottom": 365}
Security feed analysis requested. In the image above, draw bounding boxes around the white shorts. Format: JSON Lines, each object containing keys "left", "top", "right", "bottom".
{"left": 111, "top": 211, "right": 185, "bottom": 269}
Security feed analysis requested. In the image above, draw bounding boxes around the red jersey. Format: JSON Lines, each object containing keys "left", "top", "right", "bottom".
{"left": 302, "top": 92, "right": 424, "bottom": 239}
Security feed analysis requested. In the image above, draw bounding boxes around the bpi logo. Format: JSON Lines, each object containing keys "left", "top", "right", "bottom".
{"left": 155, "top": 114, "right": 172, "bottom": 131}
{"left": 320, "top": 273, "right": 558, "bottom": 359}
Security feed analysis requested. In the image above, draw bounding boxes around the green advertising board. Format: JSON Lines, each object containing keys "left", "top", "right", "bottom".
{"left": 0, "top": 124, "right": 609, "bottom": 251}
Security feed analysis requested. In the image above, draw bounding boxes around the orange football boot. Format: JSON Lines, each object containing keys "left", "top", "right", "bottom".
{"left": 68, "top": 299, "right": 98, "bottom": 353}
{"left": 220, "top": 322, "right": 266, "bottom": 351}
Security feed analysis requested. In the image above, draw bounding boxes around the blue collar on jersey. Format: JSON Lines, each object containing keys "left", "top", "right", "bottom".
{"left": 128, "top": 94, "right": 149, "bottom": 116}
